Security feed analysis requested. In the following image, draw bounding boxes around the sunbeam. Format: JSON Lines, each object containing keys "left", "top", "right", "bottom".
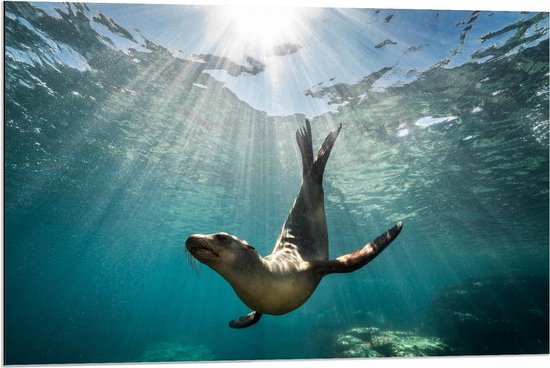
{"left": 204, "top": 5, "right": 318, "bottom": 59}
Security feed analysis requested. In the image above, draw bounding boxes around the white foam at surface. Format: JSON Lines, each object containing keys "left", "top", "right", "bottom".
{"left": 415, "top": 116, "right": 458, "bottom": 128}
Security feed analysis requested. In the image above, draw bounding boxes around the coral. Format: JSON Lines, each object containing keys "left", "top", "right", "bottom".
{"left": 334, "top": 326, "right": 450, "bottom": 358}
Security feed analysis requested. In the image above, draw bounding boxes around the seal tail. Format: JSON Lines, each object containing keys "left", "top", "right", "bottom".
{"left": 296, "top": 119, "right": 342, "bottom": 183}
{"left": 315, "top": 221, "right": 403, "bottom": 275}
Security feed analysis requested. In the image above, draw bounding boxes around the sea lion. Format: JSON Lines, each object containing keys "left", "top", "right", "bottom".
{"left": 185, "top": 119, "right": 403, "bottom": 328}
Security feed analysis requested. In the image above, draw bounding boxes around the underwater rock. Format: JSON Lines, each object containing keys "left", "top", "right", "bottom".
{"left": 334, "top": 326, "right": 450, "bottom": 358}
{"left": 430, "top": 275, "right": 549, "bottom": 355}
{"left": 140, "top": 342, "right": 214, "bottom": 362}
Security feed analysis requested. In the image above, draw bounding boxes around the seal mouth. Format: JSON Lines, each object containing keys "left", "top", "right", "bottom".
{"left": 185, "top": 235, "right": 221, "bottom": 260}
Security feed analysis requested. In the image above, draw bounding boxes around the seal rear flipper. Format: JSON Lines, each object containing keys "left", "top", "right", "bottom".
{"left": 296, "top": 119, "right": 342, "bottom": 183}
{"left": 316, "top": 221, "right": 403, "bottom": 275}
{"left": 296, "top": 119, "right": 314, "bottom": 176}
{"left": 312, "top": 123, "right": 342, "bottom": 183}
{"left": 229, "top": 311, "right": 263, "bottom": 328}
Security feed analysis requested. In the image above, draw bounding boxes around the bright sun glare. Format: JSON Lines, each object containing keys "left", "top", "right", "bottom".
{"left": 224, "top": 6, "right": 296, "bottom": 45}
{"left": 206, "top": 5, "right": 315, "bottom": 57}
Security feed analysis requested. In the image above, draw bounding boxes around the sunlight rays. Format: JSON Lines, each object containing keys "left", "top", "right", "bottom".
{"left": 199, "top": 5, "right": 336, "bottom": 116}
{"left": 49, "top": 3, "right": 427, "bottom": 249}
{"left": 204, "top": 5, "right": 317, "bottom": 59}
{"left": 195, "top": 5, "right": 409, "bottom": 116}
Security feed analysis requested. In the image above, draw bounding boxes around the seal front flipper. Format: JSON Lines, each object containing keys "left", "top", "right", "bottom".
{"left": 229, "top": 311, "right": 263, "bottom": 328}
{"left": 315, "top": 221, "right": 403, "bottom": 275}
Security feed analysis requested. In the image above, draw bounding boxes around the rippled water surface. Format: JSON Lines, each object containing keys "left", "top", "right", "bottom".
{"left": 3, "top": 2, "right": 549, "bottom": 364}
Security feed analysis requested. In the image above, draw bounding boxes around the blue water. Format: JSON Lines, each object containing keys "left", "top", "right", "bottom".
{"left": 3, "top": 2, "right": 549, "bottom": 364}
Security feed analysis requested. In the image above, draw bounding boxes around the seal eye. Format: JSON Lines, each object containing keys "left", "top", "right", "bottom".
{"left": 214, "top": 234, "right": 230, "bottom": 242}
{"left": 245, "top": 244, "right": 256, "bottom": 251}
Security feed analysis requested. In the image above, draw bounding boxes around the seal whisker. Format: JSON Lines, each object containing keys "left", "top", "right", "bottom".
{"left": 185, "top": 246, "right": 200, "bottom": 275}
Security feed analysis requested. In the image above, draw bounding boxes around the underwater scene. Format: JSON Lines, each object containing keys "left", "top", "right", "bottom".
{"left": 3, "top": 1, "right": 549, "bottom": 364}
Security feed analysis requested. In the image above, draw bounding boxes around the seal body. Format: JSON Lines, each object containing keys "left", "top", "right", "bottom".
{"left": 186, "top": 232, "right": 319, "bottom": 315}
{"left": 186, "top": 120, "right": 403, "bottom": 328}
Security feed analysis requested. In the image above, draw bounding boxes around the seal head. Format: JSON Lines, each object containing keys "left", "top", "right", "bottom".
{"left": 186, "top": 232, "right": 258, "bottom": 271}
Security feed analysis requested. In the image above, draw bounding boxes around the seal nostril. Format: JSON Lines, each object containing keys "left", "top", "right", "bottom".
{"left": 185, "top": 236, "right": 195, "bottom": 248}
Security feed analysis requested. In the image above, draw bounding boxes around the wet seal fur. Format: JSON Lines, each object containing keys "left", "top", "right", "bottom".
{"left": 186, "top": 120, "right": 403, "bottom": 328}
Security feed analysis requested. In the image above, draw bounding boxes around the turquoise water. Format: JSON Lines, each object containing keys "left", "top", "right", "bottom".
{"left": 3, "top": 2, "right": 549, "bottom": 364}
